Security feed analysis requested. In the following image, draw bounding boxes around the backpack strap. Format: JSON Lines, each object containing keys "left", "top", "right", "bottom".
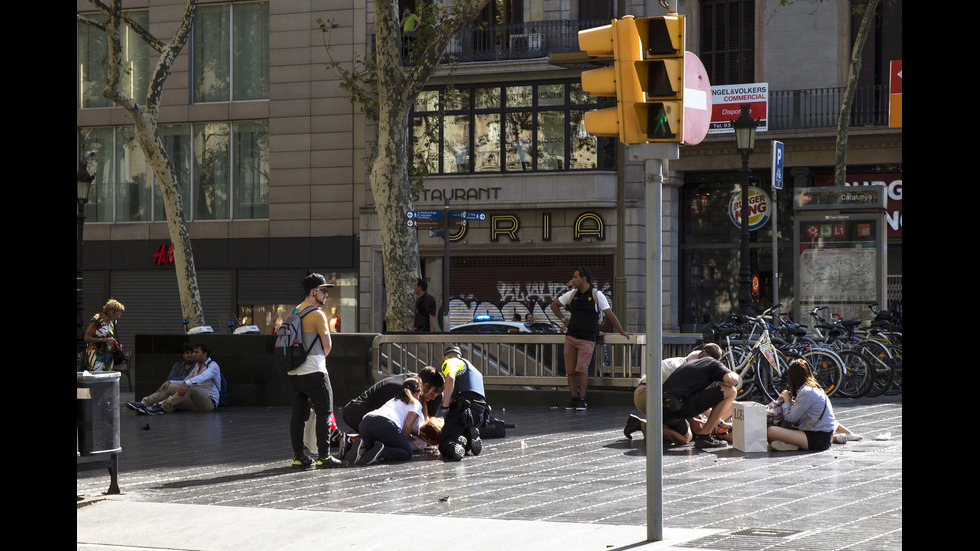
{"left": 565, "top": 287, "right": 601, "bottom": 313}
{"left": 297, "top": 305, "right": 322, "bottom": 355}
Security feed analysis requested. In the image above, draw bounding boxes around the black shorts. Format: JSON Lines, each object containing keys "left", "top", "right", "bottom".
{"left": 665, "top": 386, "right": 725, "bottom": 421}
{"left": 804, "top": 430, "right": 833, "bottom": 452}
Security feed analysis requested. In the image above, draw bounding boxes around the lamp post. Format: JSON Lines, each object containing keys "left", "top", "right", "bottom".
{"left": 731, "top": 104, "right": 758, "bottom": 315}
{"left": 77, "top": 152, "right": 97, "bottom": 367}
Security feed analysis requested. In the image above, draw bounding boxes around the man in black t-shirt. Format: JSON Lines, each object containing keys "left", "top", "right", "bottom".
{"left": 549, "top": 266, "right": 629, "bottom": 411}
{"left": 662, "top": 355, "right": 740, "bottom": 448}
{"left": 414, "top": 277, "right": 438, "bottom": 332}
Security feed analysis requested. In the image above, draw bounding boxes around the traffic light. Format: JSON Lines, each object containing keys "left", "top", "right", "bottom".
{"left": 578, "top": 16, "right": 646, "bottom": 143}
{"left": 633, "top": 15, "right": 685, "bottom": 142}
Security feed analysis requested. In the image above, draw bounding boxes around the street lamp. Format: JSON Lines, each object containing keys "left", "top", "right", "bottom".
{"left": 731, "top": 104, "right": 758, "bottom": 315}
{"left": 77, "top": 152, "right": 98, "bottom": 366}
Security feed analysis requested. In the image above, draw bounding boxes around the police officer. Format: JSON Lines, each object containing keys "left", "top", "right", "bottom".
{"left": 438, "top": 346, "right": 489, "bottom": 461}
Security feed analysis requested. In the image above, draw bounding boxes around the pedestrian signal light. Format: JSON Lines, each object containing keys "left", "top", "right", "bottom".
{"left": 633, "top": 15, "right": 685, "bottom": 143}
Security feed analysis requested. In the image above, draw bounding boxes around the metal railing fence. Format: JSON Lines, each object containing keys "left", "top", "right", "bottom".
{"left": 371, "top": 333, "right": 702, "bottom": 389}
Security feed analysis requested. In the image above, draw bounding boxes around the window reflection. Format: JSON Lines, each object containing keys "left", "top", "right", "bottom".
{"left": 411, "top": 80, "right": 614, "bottom": 175}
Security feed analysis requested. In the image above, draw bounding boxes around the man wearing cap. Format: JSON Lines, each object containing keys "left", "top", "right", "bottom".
{"left": 438, "top": 346, "right": 489, "bottom": 461}
{"left": 286, "top": 273, "right": 342, "bottom": 469}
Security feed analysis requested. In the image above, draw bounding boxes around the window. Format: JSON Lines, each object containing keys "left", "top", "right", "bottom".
{"left": 78, "top": 121, "right": 269, "bottom": 222}
{"left": 239, "top": 272, "right": 356, "bottom": 334}
{"left": 412, "top": 80, "right": 615, "bottom": 174}
{"left": 192, "top": 2, "right": 269, "bottom": 103}
{"left": 700, "top": 0, "right": 755, "bottom": 86}
{"left": 77, "top": 10, "right": 150, "bottom": 109}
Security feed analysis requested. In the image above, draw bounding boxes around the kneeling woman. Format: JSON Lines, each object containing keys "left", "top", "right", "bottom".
{"left": 350, "top": 377, "right": 424, "bottom": 465}
{"left": 767, "top": 359, "right": 836, "bottom": 452}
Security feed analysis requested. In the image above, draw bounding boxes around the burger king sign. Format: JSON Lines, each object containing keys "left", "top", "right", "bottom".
{"left": 729, "top": 186, "right": 772, "bottom": 231}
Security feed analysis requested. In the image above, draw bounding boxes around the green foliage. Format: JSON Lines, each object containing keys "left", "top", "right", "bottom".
{"left": 317, "top": 12, "right": 461, "bottom": 197}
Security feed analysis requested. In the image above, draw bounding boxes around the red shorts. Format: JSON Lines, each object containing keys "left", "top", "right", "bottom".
{"left": 563, "top": 335, "right": 596, "bottom": 374}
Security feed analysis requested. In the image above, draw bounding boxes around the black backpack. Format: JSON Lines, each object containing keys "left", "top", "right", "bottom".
{"left": 274, "top": 305, "right": 319, "bottom": 371}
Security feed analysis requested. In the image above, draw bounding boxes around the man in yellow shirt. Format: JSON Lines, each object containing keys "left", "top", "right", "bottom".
{"left": 287, "top": 273, "right": 342, "bottom": 469}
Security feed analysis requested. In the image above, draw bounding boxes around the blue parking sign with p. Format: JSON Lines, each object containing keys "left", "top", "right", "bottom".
{"left": 772, "top": 141, "right": 784, "bottom": 190}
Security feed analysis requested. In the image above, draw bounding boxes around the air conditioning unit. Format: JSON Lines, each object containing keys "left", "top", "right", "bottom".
{"left": 509, "top": 33, "right": 542, "bottom": 51}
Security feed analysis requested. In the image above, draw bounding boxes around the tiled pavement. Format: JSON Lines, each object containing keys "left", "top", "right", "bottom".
{"left": 77, "top": 393, "right": 902, "bottom": 550}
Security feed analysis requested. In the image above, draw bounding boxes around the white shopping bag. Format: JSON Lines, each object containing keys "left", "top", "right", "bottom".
{"left": 732, "top": 401, "right": 768, "bottom": 453}
{"left": 303, "top": 409, "right": 318, "bottom": 455}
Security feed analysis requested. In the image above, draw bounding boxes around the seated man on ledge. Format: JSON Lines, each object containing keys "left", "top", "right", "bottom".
{"left": 127, "top": 343, "right": 222, "bottom": 415}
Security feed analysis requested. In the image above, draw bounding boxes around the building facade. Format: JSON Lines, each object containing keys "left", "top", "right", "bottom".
{"left": 77, "top": 0, "right": 902, "bottom": 350}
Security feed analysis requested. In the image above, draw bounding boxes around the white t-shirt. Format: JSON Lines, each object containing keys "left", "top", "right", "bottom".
{"left": 366, "top": 396, "right": 423, "bottom": 432}
{"left": 557, "top": 287, "right": 611, "bottom": 312}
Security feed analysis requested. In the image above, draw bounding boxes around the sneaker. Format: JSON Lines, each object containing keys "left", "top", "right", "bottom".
{"left": 143, "top": 403, "right": 165, "bottom": 415}
{"left": 565, "top": 397, "right": 579, "bottom": 410}
{"left": 845, "top": 433, "right": 863, "bottom": 441}
{"left": 126, "top": 401, "right": 147, "bottom": 413}
{"left": 575, "top": 399, "right": 588, "bottom": 411}
{"left": 468, "top": 428, "right": 482, "bottom": 456}
{"left": 354, "top": 442, "right": 384, "bottom": 466}
{"left": 770, "top": 440, "right": 800, "bottom": 451}
{"left": 292, "top": 455, "right": 313, "bottom": 469}
{"left": 446, "top": 441, "right": 465, "bottom": 461}
{"left": 315, "top": 455, "right": 343, "bottom": 469}
{"left": 343, "top": 435, "right": 361, "bottom": 466}
{"left": 693, "top": 433, "right": 728, "bottom": 449}
{"left": 833, "top": 433, "right": 847, "bottom": 444}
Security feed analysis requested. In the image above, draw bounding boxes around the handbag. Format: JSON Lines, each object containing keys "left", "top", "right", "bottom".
{"left": 766, "top": 397, "right": 785, "bottom": 427}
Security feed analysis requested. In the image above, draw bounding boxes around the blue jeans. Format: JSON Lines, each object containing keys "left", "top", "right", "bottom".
{"left": 359, "top": 415, "right": 413, "bottom": 461}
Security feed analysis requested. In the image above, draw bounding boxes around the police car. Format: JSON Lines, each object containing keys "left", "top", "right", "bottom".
{"left": 450, "top": 314, "right": 558, "bottom": 334}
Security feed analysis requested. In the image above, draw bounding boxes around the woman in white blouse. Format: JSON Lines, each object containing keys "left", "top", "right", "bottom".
{"left": 347, "top": 377, "right": 423, "bottom": 465}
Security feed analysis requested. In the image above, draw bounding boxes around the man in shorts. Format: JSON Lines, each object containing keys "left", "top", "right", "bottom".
{"left": 661, "top": 353, "right": 739, "bottom": 448}
{"left": 550, "top": 266, "right": 629, "bottom": 410}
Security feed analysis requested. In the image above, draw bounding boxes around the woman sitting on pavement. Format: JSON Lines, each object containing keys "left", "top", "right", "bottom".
{"left": 767, "top": 358, "right": 837, "bottom": 452}
{"left": 345, "top": 377, "right": 424, "bottom": 465}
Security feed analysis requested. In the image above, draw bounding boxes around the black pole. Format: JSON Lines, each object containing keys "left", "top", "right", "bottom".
{"left": 77, "top": 160, "right": 95, "bottom": 368}
{"left": 736, "top": 150, "right": 753, "bottom": 315}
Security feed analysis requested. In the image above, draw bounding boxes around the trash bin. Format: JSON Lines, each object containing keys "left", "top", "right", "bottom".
{"left": 76, "top": 371, "right": 121, "bottom": 456}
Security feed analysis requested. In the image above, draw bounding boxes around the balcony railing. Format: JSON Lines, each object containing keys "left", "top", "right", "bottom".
{"left": 373, "top": 19, "right": 607, "bottom": 64}
{"left": 769, "top": 85, "right": 890, "bottom": 130}
{"left": 371, "top": 19, "right": 891, "bottom": 131}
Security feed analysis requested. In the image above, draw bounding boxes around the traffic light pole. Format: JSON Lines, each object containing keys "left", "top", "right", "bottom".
{"left": 629, "top": 141, "right": 679, "bottom": 543}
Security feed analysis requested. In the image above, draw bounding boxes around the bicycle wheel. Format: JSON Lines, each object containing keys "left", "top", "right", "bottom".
{"left": 836, "top": 349, "right": 872, "bottom": 398}
{"left": 722, "top": 345, "right": 758, "bottom": 400}
{"left": 882, "top": 344, "right": 902, "bottom": 396}
{"left": 859, "top": 341, "right": 894, "bottom": 398}
{"left": 758, "top": 347, "right": 790, "bottom": 403}
{"left": 801, "top": 348, "right": 844, "bottom": 397}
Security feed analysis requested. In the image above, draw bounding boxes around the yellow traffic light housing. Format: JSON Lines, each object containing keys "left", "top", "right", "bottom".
{"left": 634, "top": 15, "right": 685, "bottom": 143}
{"left": 578, "top": 17, "right": 646, "bottom": 143}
